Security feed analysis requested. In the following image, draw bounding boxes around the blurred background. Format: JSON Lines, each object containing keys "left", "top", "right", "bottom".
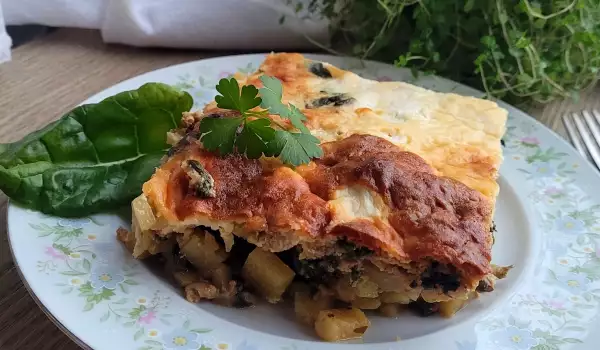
{"left": 2, "top": 0, "right": 599, "bottom": 107}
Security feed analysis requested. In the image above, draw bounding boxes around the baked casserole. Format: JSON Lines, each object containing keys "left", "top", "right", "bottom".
{"left": 117, "top": 53, "right": 510, "bottom": 341}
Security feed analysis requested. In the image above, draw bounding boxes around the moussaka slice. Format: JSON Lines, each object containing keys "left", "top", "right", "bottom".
{"left": 117, "top": 53, "right": 509, "bottom": 341}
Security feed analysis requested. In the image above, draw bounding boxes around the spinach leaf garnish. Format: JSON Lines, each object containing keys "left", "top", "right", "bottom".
{"left": 0, "top": 83, "right": 192, "bottom": 216}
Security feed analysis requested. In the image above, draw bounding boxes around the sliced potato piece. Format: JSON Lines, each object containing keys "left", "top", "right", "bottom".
{"left": 378, "top": 303, "right": 404, "bottom": 317}
{"left": 439, "top": 292, "right": 478, "bottom": 318}
{"left": 314, "top": 308, "right": 370, "bottom": 341}
{"left": 130, "top": 195, "right": 173, "bottom": 258}
{"left": 132, "top": 194, "right": 157, "bottom": 232}
{"left": 351, "top": 297, "right": 381, "bottom": 310}
{"left": 131, "top": 219, "right": 173, "bottom": 258}
{"left": 242, "top": 248, "right": 295, "bottom": 302}
{"left": 178, "top": 231, "right": 228, "bottom": 272}
{"left": 355, "top": 277, "right": 379, "bottom": 298}
{"left": 363, "top": 263, "right": 411, "bottom": 292}
{"left": 334, "top": 274, "right": 379, "bottom": 301}
{"left": 380, "top": 291, "right": 412, "bottom": 304}
{"left": 294, "top": 291, "right": 333, "bottom": 325}
{"left": 334, "top": 275, "right": 356, "bottom": 302}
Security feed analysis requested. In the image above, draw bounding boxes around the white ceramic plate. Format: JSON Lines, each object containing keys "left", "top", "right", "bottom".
{"left": 8, "top": 54, "right": 600, "bottom": 350}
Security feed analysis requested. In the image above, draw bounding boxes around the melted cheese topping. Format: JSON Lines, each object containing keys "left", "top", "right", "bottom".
{"left": 310, "top": 75, "right": 505, "bottom": 200}
{"left": 235, "top": 54, "right": 507, "bottom": 203}
{"left": 329, "top": 186, "right": 389, "bottom": 225}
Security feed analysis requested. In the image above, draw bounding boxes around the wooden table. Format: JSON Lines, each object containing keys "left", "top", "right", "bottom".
{"left": 0, "top": 28, "right": 599, "bottom": 350}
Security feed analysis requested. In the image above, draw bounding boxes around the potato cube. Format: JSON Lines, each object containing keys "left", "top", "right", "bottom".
{"left": 334, "top": 274, "right": 378, "bottom": 301}
{"left": 380, "top": 291, "right": 412, "bottom": 304}
{"left": 355, "top": 277, "right": 379, "bottom": 298}
{"left": 334, "top": 276, "right": 356, "bottom": 302}
{"left": 178, "top": 232, "right": 227, "bottom": 272}
{"left": 242, "top": 248, "right": 295, "bottom": 302}
{"left": 294, "top": 291, "right": 333, "bottom": 325}
{"left": 439, "top": 292, "right": 478, "bottom": 318}
{"left": 314, "top": 308, "right": 370, "bottom": 341}
{"left": 132, "top": 194, "right": 157, "bottom": 232}
{"left": 363, "top": 263, "right": 409, "bottom": 292}
{"left": 351, "top": 297, "right": 381, "bottom": 310}
{"left": 378, "top": 303, "right": 404, "bottom": 317}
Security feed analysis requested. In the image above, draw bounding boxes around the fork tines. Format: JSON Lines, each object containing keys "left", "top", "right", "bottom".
{"left": 563, "top": 109, "right": 600, "bottom": 169}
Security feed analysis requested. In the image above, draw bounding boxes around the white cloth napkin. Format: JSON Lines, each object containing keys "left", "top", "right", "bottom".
{"left": 0, "top": 2, "right": 11, "bottom": 63}
{"left": 0, "top": 0, "right": 329, "bottom": 62}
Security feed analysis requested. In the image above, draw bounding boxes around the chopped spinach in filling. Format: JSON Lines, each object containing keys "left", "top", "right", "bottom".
{"left": 337, "top": 238, "right": 373, "bottom": 259}
{"left": 420, "top": 261, "right": 461, "bottom": 293}
{"left": 308, "top": 62, "right": 332, "bottom": 78}
{"left": 307, "top": 93, "right": 355, "bottom": 108}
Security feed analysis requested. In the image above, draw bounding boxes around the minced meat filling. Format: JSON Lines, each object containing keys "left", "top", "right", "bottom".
{"left": 172, "top": 229, "right": 469, "bottom": 316}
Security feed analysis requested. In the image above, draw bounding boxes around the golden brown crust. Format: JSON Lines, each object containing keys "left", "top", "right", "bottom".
{"left": 144, "top": 134, "right": 492, "bottom": 282}
{"left": 143, "top": 145, "right": 330, "bottom": 243}
{"left": 302, "top": 135, "right": 492, "bottom": 279}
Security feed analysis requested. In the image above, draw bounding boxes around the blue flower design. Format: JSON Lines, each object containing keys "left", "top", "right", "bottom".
{"left": 490, "top": 326, "right": 537, "bottom": 349}
{"left": 57, "top": 218, "right": 91, "bottom": 228}
{"left": 556, "top": 273, "right": 590, "bottom": 293}
{"left": 93, "top": 241, "right": 126, "bottom": 264}
{"left": 554, "top": 216, "right": 586, "bottom": 234}
{"left": 531, "top": 164, "right": 556, "bottom": 178}
{"left": 90, "top": 266, "right": 125, "bottom": 290}
{"left": 455, "top": 340, "right": 477, "bottom": 350}
{"left": 237, "top": 340, "right": 259, "bottom": 350}
{"left": 546, "top": 239, "right": 569, "bottom": 257}
{"left": 161, "top": 329, "right": 199, "bottom": 350}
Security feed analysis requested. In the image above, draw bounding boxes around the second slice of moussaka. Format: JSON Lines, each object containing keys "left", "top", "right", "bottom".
{"left": 118, "top": 53, "right": 509, "bottom": 341}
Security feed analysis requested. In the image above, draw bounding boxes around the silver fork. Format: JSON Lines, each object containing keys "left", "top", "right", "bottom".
{"left": 562, "top": 109, "right": 600, "bottom": 169}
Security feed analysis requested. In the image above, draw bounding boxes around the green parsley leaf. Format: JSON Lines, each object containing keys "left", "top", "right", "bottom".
{"left": 199, "top": 117, "right": 243, "bottom": 156}
{"left": 236, "top": 118, "right": 276, "bottom": 159}
{"left": 287, "top": 104, "right": 310, "bottom": 133}
{"left": 259, "top": 75, "right": 308, "bottom": 132}
{"left": 200, "top": 76, "right": 321, "bottom": 165}
{"left": 258, "top": 75, "right": 289, "bottom": 116}
{"left": 269, "top": 131, "right": 323, "bottom": 166}
{"left": 215, "top": 78, "right": 261, "bottom": 113}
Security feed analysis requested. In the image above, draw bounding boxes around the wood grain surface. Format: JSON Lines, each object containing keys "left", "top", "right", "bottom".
{"left": 0, "top": 28, "right": 597, "bottom": 350}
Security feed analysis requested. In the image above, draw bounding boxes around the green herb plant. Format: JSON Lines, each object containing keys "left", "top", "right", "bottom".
{"left": 296, "top": 0, "right": 600, "bottom": 105}
{"left": 199, "top": 76, "right": 322, "bottom": 166}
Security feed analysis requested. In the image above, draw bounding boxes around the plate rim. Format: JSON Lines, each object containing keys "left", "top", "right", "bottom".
{"left": 5, "top": 218, "right": 93, "bottom": 350}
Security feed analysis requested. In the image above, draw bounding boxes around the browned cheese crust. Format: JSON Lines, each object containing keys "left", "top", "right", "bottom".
{"left": 300, "top": 135, "right": 492, "bottom": 281}
{"left": 144, "top": 134, "right": 492, "bottom": 285}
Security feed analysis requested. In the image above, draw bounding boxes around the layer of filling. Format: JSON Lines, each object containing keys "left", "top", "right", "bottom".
{"left": 118, "top": 223, "right": 508, "bottom": 341}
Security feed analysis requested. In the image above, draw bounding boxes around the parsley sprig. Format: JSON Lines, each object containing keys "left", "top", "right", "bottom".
{"left": 304, "top": 0, "right": 600, "bottom": 105}
{"left": 199, "top": 76, "right": 322, "bottom": 166}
